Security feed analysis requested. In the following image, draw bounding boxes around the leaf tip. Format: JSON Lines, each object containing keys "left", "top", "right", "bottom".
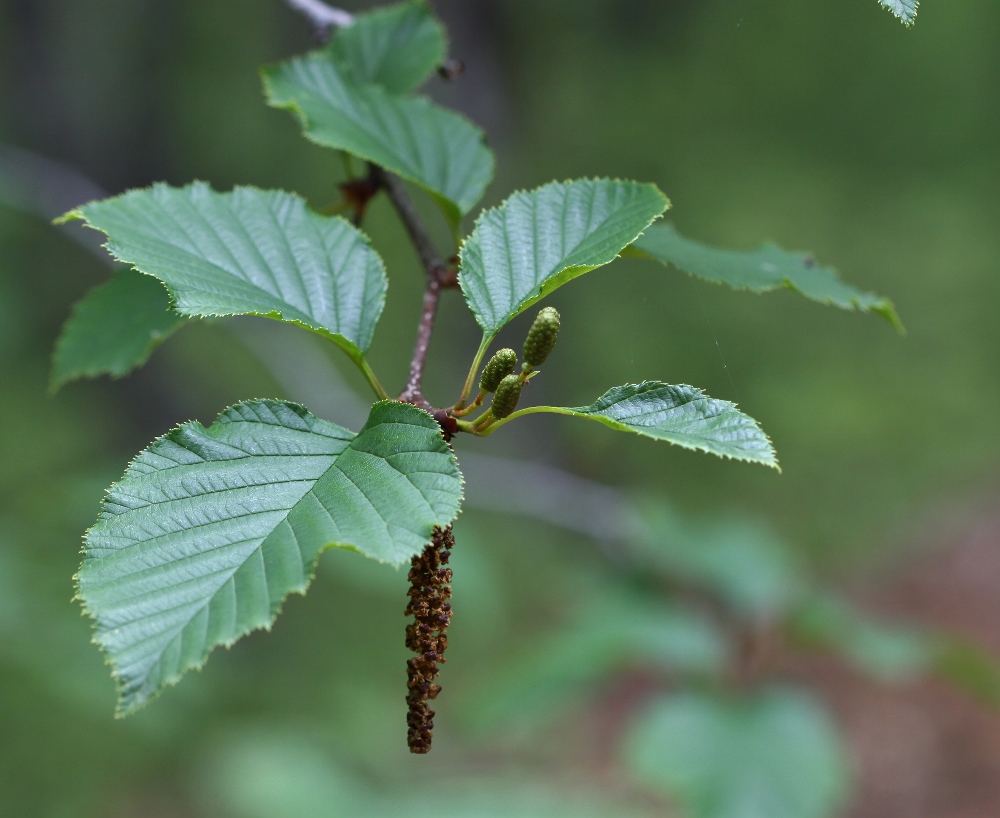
{"left": 52, "top": 208, "right": 83, "bottom": 226}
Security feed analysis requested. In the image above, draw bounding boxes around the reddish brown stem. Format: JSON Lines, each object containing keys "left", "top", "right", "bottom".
{"left": 400, "top": 276, "right": 442, "bottom": 410}
{"left": 371, "top": 165, "right": 458, "bottom": 410}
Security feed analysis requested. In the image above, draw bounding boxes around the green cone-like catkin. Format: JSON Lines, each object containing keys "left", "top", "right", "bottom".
{"left": 491, "top": 374, "right": 523, "bottom": 419}
{"left": 479, "top": 348, "right": 518, "bottom": 392}
{"left": 524, "top": 307, "right": 561, "bottom": 367}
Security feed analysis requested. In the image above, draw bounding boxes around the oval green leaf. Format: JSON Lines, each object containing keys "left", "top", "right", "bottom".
{"left": 630, "top": 223, "right": 902, "bottom": 331}
{"left": 78, "top": 399, "right": 463, "bottom": 714}
{"left": 625, "top": 689, "right": 848, "bottom": 818}
{"left": 50, "top": 267, "right": 185, "bottom": 391}
{"left": 59, "top": 183, "right": 388, "bottom": 361}
{"left": 490, "top": 382, "right": 777, "bottom": 469}
{"left": 329, "top": 0, "right": 447, "bottom": 94}
{"left": 459, "top": 179, "right": 669, "bottom": 337}
{"left": 262, "top": 52, "right": 493, "bottom": 226}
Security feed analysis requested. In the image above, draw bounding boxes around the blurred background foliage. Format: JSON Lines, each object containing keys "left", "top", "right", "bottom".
{"left": 1, "top": 1, "right": 999, "bottom": 816}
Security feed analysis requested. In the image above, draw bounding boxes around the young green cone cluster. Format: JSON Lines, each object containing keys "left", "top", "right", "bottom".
{"left": 491, "top": 374, "right": 523, "bottom": 419}
{"left": 479, "top": 348, "right": 517, "bottom": 392}
{"left": 465, "top": 307, "right": 562, "bottom": 427}
{"left": 523, "top": 306, "right": 561, "bottom": 369}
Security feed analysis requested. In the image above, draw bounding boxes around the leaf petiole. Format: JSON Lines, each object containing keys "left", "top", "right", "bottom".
{"left": 355, "top": 355, "right": 391, "bottom": 401}
{"left": 455, "top": 334, "right": 492, "bottom": 409}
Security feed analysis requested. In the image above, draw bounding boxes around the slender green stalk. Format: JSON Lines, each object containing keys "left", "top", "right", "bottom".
{"left": 456, "top": 334, "right": 492, "bottom": 408}
{"left": 477, "top": 405, "right": 573, "bottom": 436}
{"left": 452, "top": 390, "right": 486, "bottom": 417}
{"left": 356, "top": 356, "right": 391, "bottom": 401}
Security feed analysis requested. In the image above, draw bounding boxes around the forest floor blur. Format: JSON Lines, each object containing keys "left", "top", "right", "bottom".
{"left": 793, "top": 499, "right": 1000, "bottom": 818}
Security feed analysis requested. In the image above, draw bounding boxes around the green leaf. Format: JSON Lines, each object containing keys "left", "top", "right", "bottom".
{"left": 262, "top": 52, "right": 493, "bottom": 226}
{"left": 933, "top": 638, "right": 1000, "bottom": 708}
{"left": 78, "top": 399, "right": 463, "bottom": 714}
{"left": 791, "top": 593, "right": 1000, "bottom": 702}
{"left": 625, "top": 689, "right": 848, "bottom": 818}
{"left": 879, "top": 0, "right": 918, "bottom": 26}
{"left": 637, "top": 503, "right": 803, "bottom": 617}
{"left": 790, "top": 593, "right": 934, "bottom": 682}
{"left": 468, "top": 593, "right": 726, "bottom": 733}
{"left": 51, "top": 267, "right": 184, "bottom": 391}
{"left": 329, "top": 0, "right": 446, "bottom": 94}
{"left": 629, "top": 223, "right": 902, "bottom": 331}
{"left": 491, "top": 382, "right": 777, "bottom": 469}
{"left": 60, "top": 183, "right": 387, "bottom": 363}
{"left": 460, "top": 179, "right": 669, "bottom": 337}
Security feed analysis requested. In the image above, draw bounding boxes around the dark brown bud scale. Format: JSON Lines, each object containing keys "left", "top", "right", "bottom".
{"left": 404, "top": 525, "right": 456, "bottom": 753}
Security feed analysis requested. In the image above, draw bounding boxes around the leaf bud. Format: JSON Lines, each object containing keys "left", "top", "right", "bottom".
{"left": 523, "top": 306, "right": 561, "bottom": 367}
{"left": 491, "top": 374, "right": 523, "bottom": 419}
{"left": 479, "top": 348, "right": 518, "bottom": 392}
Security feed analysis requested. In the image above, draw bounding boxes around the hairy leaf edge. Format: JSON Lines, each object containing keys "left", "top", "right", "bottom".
{"left": 458, "top": 177, "right": 672, "bottom": 341}
{"left": 259, "top": 66, "right": 495, "bottom": 227}
{"left": 56, "top": 182, "right": 388, "bottom": 363}
{"left": 73, "top": 398, "right": 465, "bottom": 717}
{"left": 485, "top": 381, "right": 779, "bottom": 470}
{"left": 624, "top": 240, "right": 905, "bottom": 334}
{"left": 48, "top": 271, "right": 185, "bottom": 394}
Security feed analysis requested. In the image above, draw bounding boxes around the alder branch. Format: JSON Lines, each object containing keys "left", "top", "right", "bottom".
{"left": 370, "top": 166, "right": 456, "bottom": 408}
{"left": 281, "top": 0, "right": 353, "bottom": 41}
{"left": 372, "top": 166, "right": 447, "bottom": 282}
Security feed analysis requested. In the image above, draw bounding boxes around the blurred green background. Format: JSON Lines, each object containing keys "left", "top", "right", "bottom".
{"left": 1, "top": 1, "right": 998, "bottom": 816}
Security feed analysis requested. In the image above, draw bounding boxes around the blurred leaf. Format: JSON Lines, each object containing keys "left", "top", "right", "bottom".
{"left": 200, "top": 728, "right": 649, "bottom": 818}
{"left": 329, "top": 1, "right": 446, "bottom": 94}
{"left": 469, "top": 593, "right": 727, "bottom": 732}
{"left": 933, "top": 638, "right": 1000, "bottom": 708}
{"left": 790, "top": 593, "right": 933, "bottom": 682}
{"left": 497, "top": 383, "right": 777, "bottom": 468}
{"left": 791, "top": 593, "right": 1000, "bottom": 702}
{"left": 460, "top": 179, "right": 668, "bottom": 337}
{"left": 50, "top": 267, "right": 184, "bottom": 390}
{"left": 629, "top": 223, "right": 902, "bottom": 331}
{"left": 625, "top": 689, "right": 848, "bottom": 818}
{"left": 262, "top": 51, "right": 493, "bottom": 227}
{"left": 61, "top": 184, "right": 387, "bottom": 363}
{"left": 637, "top": 504, "right": 804, "bottom": 617}
{"left": 78, "top": 400, "right": 462, "bottom": 715}
{"left": 879, "top": 0, "right": 918, "bottom": 26}
{"left": 201, "top": 730, "right": 362, "bottom": 818}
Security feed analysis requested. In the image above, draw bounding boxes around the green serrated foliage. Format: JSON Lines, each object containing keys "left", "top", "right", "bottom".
{"left": 328, "top": 0, "right": 446, "bottom": 94}
{"left": 50, "top": 267, "right": 184, "bottom": 391}
{"left": 493, "top": 382, "right": 777, "bottom": 468}
{"left": 625, "top": 689, "right": 848, "bottom": 818}
{"left": 629, "top": 223, "right": 902, "bottom": 331}
{"left": 78, "top": 399, "right": 463, "bottom": 714}
{"left": 460, "top": 179, "right": 669, "bottom": 337}
{"left": 262, "top": 51, "right": 493, "bottom": 227}
{"left": 879, "top": 0, "right": 918, "bottom": 26}
{"left": 60, "top": 183, "right": 387, "bottom": 363}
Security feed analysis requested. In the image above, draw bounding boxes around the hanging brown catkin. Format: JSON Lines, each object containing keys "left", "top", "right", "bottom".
{"left": 404, "top": 525, "right": 455, "bottom": 753}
